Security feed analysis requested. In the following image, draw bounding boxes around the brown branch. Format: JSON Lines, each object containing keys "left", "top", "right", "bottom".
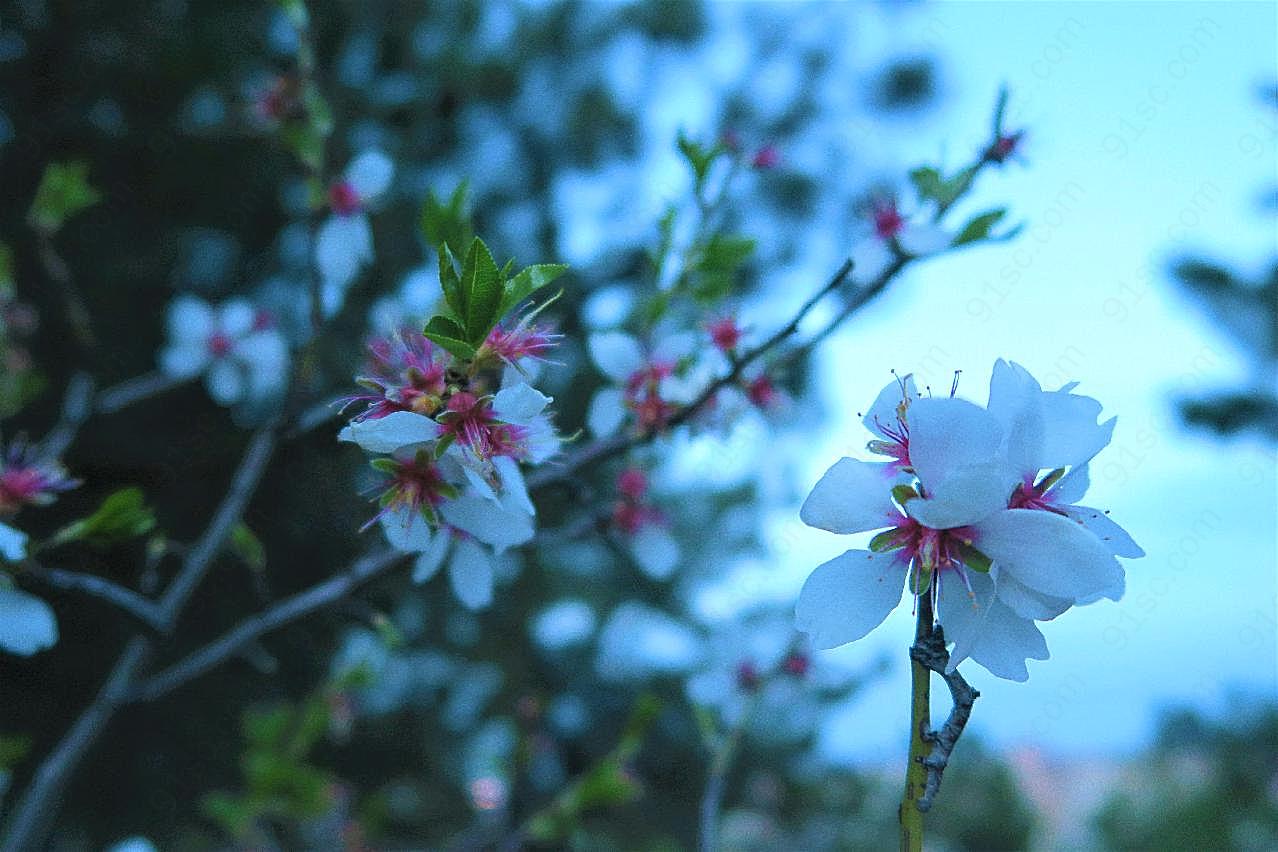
{"left": 909, "top": 623, "right": 979, "bottom": 813}
{"left": 21, "top": 562, "right": 164, "bottom": 633}
{"left": 130, "top": 548, "right": 408, "bottom": 704}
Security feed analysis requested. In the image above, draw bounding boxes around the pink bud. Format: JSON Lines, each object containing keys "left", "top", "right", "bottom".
{"left": 751, "top": 145, "right": 780, "bottom": 169}
{"left": 708, "top": 317, "right": 741, "bottom": 353}
{"left": 328, "top": 180, "right": 362, "bottom": 216}
{"left": 617, "top": 467, "right": 648, "bottom": 500}
{"left": 736, "top": 660, "right": 762, "bottom": 691}
{"left": 872, "top": 199, "right": 905, "bottom": 240}
{"left": 781, "top": 652, "right": 810, "bottom": 677}
{"left": 746, "top": 375, "right": 779, "bottom": 409}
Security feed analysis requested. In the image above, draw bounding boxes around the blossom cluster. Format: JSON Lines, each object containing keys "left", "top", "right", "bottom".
{"left": 338, "top": 238, "right": 564, "bottom": 609}
{"left": 796, "top": 360, "right": 1143, "bottom": 681}
{"left": 0, "top": 437, "right": 78, "bottom": 656}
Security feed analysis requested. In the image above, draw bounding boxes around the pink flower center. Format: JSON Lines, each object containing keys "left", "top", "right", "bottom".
{"left": 441, "top": 392, "right": 527, "bottom": 460}
{"left": 708, "top": 318, "right": 741, "bottom": 352}
{"left": 873, "top": 201, "right": 905, "bottom": 240}
{"left": 735, "top": 660, "right": 761, "bottom": 691}
{"left": 624, "top": 362, "right": 677, "bottom": 432}
{"left": 207, "top": 331, "right": 233, "bottom": 357}
{"left": 328, "top": 180, "right": 362, "bottom": 216}
{"left": 746, "top": 375, "right": 779, "bottom": 409}
{"left": 617, "top": 468, "right": 648, "bottom": 501}
{"left": 751, "top": 145, "right": 780, "bottom": 169}
{"left": 781, "top": 652, "right": 810, "bottom": 677}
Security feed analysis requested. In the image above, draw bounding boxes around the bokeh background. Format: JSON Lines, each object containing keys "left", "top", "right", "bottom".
{"left": 0, "top": 1, "right": 1274, "bottom": 849}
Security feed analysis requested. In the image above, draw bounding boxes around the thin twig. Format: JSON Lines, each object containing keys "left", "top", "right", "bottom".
{"left": 130, "top": 549, "right": 407, "bottom": 703}
{"left": 36, "top": 372, "right": 95, "bottom": 462}
{"left": 95, "top": 371, "right": 192, "bottom": 415}
{"left": 0, "top": 427, "right": 279, "bottom": 849}
{"left": 21, "top": 562, "right": 165, "bottom": 632}
{"left": 909, "top": 623, "right": 979, "bottom": 813}
{"left": 528, "top": 257, "right": 856, "bottom": 490}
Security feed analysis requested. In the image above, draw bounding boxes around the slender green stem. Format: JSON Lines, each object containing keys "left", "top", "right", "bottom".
{"left": 899, "top": 594, "right": 934, "bottom": 852}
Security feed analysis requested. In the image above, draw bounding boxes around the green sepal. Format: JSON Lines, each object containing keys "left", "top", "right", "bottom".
{"left": 432, "top": 432, "right": 457, "bottom": 458}
{"left": 369, "top": 458, "right": 399, "bottom": 474}
{"left": 891, "top": 484, "right": 918, "bottom": 506}
{"left": 908, "top": 566, "right": 933, "bottom": 595}
{"left": 1036, "top": 467, "right": 1067, "bottom": 492}
{"left": 869, "top": 528, "right": 906, "bottom": 553}
{"left": 952, "top": 541, "right": 993, "bottom": 573}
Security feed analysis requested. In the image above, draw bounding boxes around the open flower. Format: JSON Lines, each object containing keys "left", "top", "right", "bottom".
{"left": 159, "top": 295, "right": 289, "bottom": 406}
{"left": 585, "top": 330, "right": 705, "bottom": 436}
{"left": 850, "top": 198, "right": 951, "bottom": 284}
{"left": 796, "top": 368, "right": 1140, "bottom": 681}
{"left": 0, "top": 438, "right": 78, "bottom": 515}
{"left": 315, "top": 149, "right": 394, "bottom": 317}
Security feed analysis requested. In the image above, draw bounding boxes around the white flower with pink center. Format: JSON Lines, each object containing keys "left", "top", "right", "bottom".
{"left": 159, "top": 295, "right": 289, "bottom": 406}
{"left": 610, "top": 467, "right": 679, "bottom": 580}
{"left": 796, "top": 364, "right": 1141, "bottom": 681}
{"left": 585, "top": 330, "right": 711, "bottom": 437}
{"left": 315, "top": 149, "right": 394, "bottom": 317}
{"left": 849, "top": 198, "right": 951, "bottom": 284}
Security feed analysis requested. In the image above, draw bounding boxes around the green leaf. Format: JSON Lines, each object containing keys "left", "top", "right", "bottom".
{"left": 27, "top": 162, "right": 101, "bottom": 233}
{"left": 952, "top": 208, "right": 1008, "bottom": 246}
{"left": 497, "top": 263, "right": 569, "bottom": 320}
{"left": 691, "top": 234, "right": 755, "bottom": 302}
{"left": 459, "top": 237, "right": 502, "bottom": 344}
{"left": 437, "top": 244, "right": 463, "bottom": 320}
{"left": 230, "top": 523, "right": 266, "bottom": 572}
{"left": 49, "top": 487, "right": 156, "bottom": 548}
{"left": 909, "top": 165, "right": 972, "bottom": 208}
{"left": 422, "top": 314, "right": 475, "bottom": 360}
{"left": 420, "top": 181, "right": 472, "bottom": 252}
{"left": 0, "top": 734, "right": 31, "bottom": 770}
{"left": 677, "top": 131, "right": 721, "bottom": 193}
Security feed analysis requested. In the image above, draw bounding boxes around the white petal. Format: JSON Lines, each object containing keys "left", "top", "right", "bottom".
{"left": 629, "top": 526, "right": 679, "bottom": 580}
{"left": 994, "top": 571, "right": 1073, "bottom": 620}
{"left": 449, "top": 538, "right": 494, "bottom": 610}
{"left": 587, "top": 332, "right": 645, "bottom": 382}
{"left": 345, "top": 149, "right": 394, "bottom": 200}
{"left": 907, "top": 397, "right": 1004, "bottom": 493}
{"left": 218, "top": 299, "right": 256, "bottom": 338}
{"left": 412, "top": 533, "right": 451, "bottom": 583}
{"left": 975, "top": 509, "right": 1124, "bottom": 603}
{"left": 0, "top": 588, "right": 58, "bottom": 656}
{"left": 380, "top": 506, "right": 433, "bottom": 552}
{"left": 936, "top": 567, "right": 996, "bottom": 669}
{"left": 1060, "top": 505, "right": 1145, "bottom": 559}
{"left": 316, "top": 215, "right": 371, "bottom": 292}
{"left": 969, "top": 597, "right": 1049, "bottom": 682}
{"left": 492, "top": 383, "right": 551, "bottom": 425}
{"left": 492, "top": 455, "right": 535, "bottom": 517}
{"left": 440, "top": 494, "right": 534, "bottom": 552}
{"left": 794, "top": 549, "right": 906, "bottom": 649}
{"left": 520, "top": 415, "right": 561, "bottom": 464}
{"left": 906, "top": 460, "right": 1011, "bottom": 529}
{"left": 0, "top": 522, "right": 28, "bottom": 562}
{"left": 850, "top": 237, "right": 892, "bottom": 283}
{"left": 166, "top": 295, "right": 214, "bottom": 342}
{"left": 651, "top": 331, "right": 697, "bottom": 363}
{"left": 898, "top": 222, "right": 952, "bottom": 256}
{"left": 986, "top": 359, "right": 1041, "bottom": 436}
{"left": 1040, "top": 393, "right": 1114, "bottom": 470}
{"left": 240, "top": 334, "right": 290, "bottom": 399}
{"left": 799, "top": 458, "right": 899, "bottom": 534}
{"left": 863, "top": 373, "right": 917, "bottom": 439}
{"left": 205, "top": 359, "right": 243, "bottom": 406}
{"left": 338, "top": 411, "right": 441, "bottom": 454}
{"left": 1052, "top": 463, "right": 1090, "bottom": 505}
{"left": 586, "top": 387, "right": 627, "bottom": 437}
{"left": 158, "top": 343, "right": 209, "bottom": 378}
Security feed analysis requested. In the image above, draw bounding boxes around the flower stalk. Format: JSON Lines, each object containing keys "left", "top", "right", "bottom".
{"left": 899, "top": 594, "right": 933, "bottom": 852}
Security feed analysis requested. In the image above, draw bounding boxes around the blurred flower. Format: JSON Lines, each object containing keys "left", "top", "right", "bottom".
{"left": 796, "top": 365, "right": 1140, "bottom": 681}
{"left": 315, "top": 149, "right": 394, "bottom": 317}
{"left": 0, "top": 437, "right": 78, "bottom": 515}
{"left": 158, "top": 295, "right": 289, "bottom": 406}
{"left": 707, "top": 316, "right": 743, "bottom": 353}
{"left": 850, "top": 198, "right": 950, "bottom": 284}
{"left": 585, "top": 330, "right": 706, "bottom": 436}
{"left": 750, "top": 145, "right": 780, "bottom": 170}
{"left": 595, "top": 601, "right": 702, "bottom": 681}
{"left": 0, "top": 579, "right": 57, "bottom": 656}
{"left": 610, "top": 466, "right": 679, "bottom": 580}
